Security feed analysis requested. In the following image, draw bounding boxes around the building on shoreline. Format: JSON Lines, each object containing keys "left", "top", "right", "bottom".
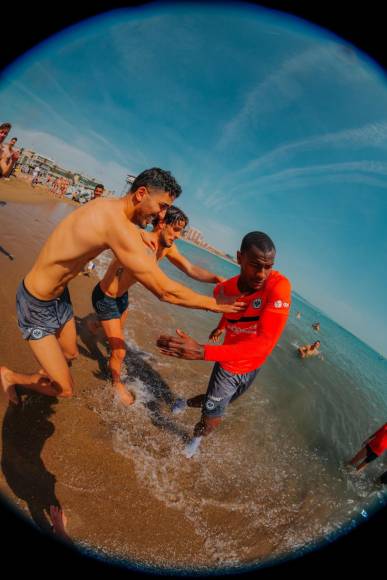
{"left": 181, "top": 226, "right": 237, "bottom": 264}
{"left": 16, "top": 148, "right": 114, "bottom": 198}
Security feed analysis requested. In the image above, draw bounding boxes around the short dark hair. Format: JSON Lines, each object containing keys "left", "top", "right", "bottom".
{"left": 94, "top": 184, "right": 104, "bottom": 190}
{"left": 10, "top": 137, "right": 17, "bottom": 142}
{"left": 240, "top": 231, "right": 276, "bottom": 254}
{"left": 130, "top": 167, "right": 182, "bottom": 199}
{"left": 153, "top": 205, "right": 189, "bottom": 228}
{"left": 0, "top": 122, "right": 11, "bottom": 131}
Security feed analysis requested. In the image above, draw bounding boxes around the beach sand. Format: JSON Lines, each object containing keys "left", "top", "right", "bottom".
{"left": 0, "top": 178, "right": 220, "bottom": 571}
{"left": 1, "top": 178, "right": 359, "bottom": 573}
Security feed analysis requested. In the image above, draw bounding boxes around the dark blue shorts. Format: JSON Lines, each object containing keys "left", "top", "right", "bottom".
{"left": 16, "top": 280, "right": 74, "bottom": 341}
{"left": 203, "top": 363, "right": 259, "bottom": 417}
{"left": 365, "top": 444, "right": 378, "bottom": 463}
{"left": 92, "top": 283, "right": 129, "bottom": 321}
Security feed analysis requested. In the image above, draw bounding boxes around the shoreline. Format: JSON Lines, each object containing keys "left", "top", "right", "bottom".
{"left": 180, "top": 237, "right": 238, "bottom": 266}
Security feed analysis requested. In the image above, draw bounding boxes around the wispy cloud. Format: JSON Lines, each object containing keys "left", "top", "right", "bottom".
{"left": 238, "top": 121, "right": 387, "bottom": 176}
{"left": 216, "top": 44, "right": 374, "bottom": 151}
{"left": 214, "top": 160, "right": 387, "bottom": 207}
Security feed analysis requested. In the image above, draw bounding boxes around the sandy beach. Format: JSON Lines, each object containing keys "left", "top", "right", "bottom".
{"left": 2, "top": 177, "right": 386, "bottom": 576}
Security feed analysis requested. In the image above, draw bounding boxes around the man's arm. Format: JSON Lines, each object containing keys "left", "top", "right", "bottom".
{"left": 166, "top": 244, "right": 225, "bottom": 284}
{"left": 157, "top": 280, "right": 291, "bottom": 360}
{"left": 111, "top": 231, "right": 244, "bottom": 314}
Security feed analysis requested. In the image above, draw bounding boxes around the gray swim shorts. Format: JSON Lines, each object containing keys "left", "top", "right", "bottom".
{"left": 203, "top": 363, "right": 259, "bottom": 417}
{"left": 16, "top": 280, "right": 74, "bottom": 340}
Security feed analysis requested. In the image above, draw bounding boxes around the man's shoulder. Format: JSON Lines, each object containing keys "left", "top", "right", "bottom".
{"left": 267, "top": 270, "right": 291, "bottom": 293}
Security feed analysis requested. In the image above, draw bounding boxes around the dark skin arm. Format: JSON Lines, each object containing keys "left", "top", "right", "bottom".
{"left": 157, "top": 329, "right": 205, "bottom": 360}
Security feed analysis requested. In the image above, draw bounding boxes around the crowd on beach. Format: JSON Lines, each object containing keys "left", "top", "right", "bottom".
{"left": 1, "top": 118, "right": 386, "bottom": 542}
{"left": 0, "top": 122, "right": 104, "bottom": 203}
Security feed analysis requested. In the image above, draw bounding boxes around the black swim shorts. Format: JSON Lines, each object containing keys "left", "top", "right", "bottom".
{"left": 16, "top": 280, "right": 73, "bottom": 340}
{"left": 92, "top": 282, "right": 129, "bottom": 321}
{"left": 202, "top": 363, "right": 260, "bottom": 418}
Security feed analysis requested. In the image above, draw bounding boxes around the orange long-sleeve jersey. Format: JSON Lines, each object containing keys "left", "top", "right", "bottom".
{"left": 368, "top": 423, "right": 387, "bottom": 456}
{"left": 204, "top": 271, "right": 291, "bottom": 373}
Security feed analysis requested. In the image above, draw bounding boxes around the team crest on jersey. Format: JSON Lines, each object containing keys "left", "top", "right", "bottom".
{"left": 205, "top": 400, "right": 215, "bottom": 410}
{"left": 253, "top": 298, "right": 262, "bottom": 309}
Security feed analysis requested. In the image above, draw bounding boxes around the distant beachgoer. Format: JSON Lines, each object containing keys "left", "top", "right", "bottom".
{"left": 297, "top": 340, "right": 321, "bottom": 359}
{"left": 312, "top": 322, "right": 320, "bottom": 332}
{"left": 157, "top": 231, "right": 291, "bottom": 458}
{"left": 0, "top": 122, "right": 11, "bottom": 144}
{"left": 296, "top": 311, "right": 301, "bottom": 319}
{"left": 91, "top": 183, "right": 104, "bottom": 200}
{"left": 89, "top": 205, "right": 225, "bottom": 406}
{"left": 0, "top": 168, "right": 244, "bottom": 406}
{"left": 347, "top": 423, "right": 387, "bottom": 471}
{"left": 0, "top": 132, "right": 20, "bottom": 178}
{"left": 31, "top": 167, "right": 40, "bottom": 187}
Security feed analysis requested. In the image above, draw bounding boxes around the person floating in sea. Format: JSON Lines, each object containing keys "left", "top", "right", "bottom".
{"left": 297, "top": 340, "right": 321, "bottom": 359}
{"left": 347, "top": 422, "right": 387, "bottom": 472}
{"left": 296, "top": 311, "right": 301, "bottom": 319}
{"left": 0, "top": 168, "right": 244, "bottom": 405}
{"left": 312, "top": 322, "right": 320, "bottom": 332}
{"left": 89, "top": 205, "right": 225, "bottom": 406}
{"left": 157, "top": 231, "right": 291, "bottom": 458}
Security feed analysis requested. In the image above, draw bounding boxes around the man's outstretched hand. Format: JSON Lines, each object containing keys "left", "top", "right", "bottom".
{"left": 157, "top": 329, "right": 205, "bottom": 360}
{"left": 214, "top": 286, "right": 246, "bottom": 314}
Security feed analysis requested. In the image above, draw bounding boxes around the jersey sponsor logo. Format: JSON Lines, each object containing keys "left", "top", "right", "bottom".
{"left": 226, "top": 324, "right": 257, "bottom": 335}
{"left": 205, "top": 400, "right": 216, "bottom": 410}
{"left": 253, "top": 298, "right": 262, "bottom": 309}
{"left": 31, "top": 328, "right": 43, "bottom": 339}
{"left": 208, "top": 395, "right": 223, "bottom": 402}
{"left": 274, "top": 300, "right": 290, "bottom": 309}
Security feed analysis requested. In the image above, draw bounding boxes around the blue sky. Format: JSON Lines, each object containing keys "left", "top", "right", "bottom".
{"left": 1, "top": 2, "right": 387, "bottom": 356}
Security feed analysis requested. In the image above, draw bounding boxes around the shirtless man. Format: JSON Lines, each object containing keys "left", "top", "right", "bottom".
{"left": 91, "top": 184, "right": 104, "bottom": 200}
{"left": 0, "top": 132, "right": 20, "bottom": 178}
{"left": 0, "top": 122, "right": 11, "bottom": 144}
{"left": 90, "top": 205, "right": 225, "bottom": 405}
{"left": 297, "top": 340, "right": 321, "bottom": 358}
{"left": 0, "top": 168, "right": 244, "bottom": 404}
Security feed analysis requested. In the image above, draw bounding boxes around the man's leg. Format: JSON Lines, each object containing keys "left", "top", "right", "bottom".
{"left": 56, "top": 317, "right": 79, "bottom": 363}
{"left": 348, "top": 447, "right": 368, "bottom": 469}
{"left": 1, "top": 334, "right": 74, "bottom": 402}
{"left": 100, "top": 313, "right": 135, "bottom": 406}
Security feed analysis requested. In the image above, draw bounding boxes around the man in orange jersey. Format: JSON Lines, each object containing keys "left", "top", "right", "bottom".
{"left": 348, "top": 422, "right": 387, "bottom": 471}
{"left": 157, "top": 231, "right": 291, "bottom": 457}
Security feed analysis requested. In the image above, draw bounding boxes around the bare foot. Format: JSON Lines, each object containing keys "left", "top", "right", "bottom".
{"left": 113, "top": 382, "right": 135, "bottom": 406}
{"left": 0, "top": 366, "right": 19, "bottom": 405}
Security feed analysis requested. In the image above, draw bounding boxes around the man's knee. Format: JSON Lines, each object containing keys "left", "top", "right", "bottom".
{"left": 110, "top": 348, "right": 126, "bottom": 363}
{"left": 64, "top": 348, "right": 79, "bottom": 363}
{"left": 194, "top": 415, "right": 223, "bottom": 437}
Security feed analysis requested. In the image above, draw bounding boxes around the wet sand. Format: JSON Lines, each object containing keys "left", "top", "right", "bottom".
{"left": 0, "top": 178, "right": 217, "bottom": 572}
